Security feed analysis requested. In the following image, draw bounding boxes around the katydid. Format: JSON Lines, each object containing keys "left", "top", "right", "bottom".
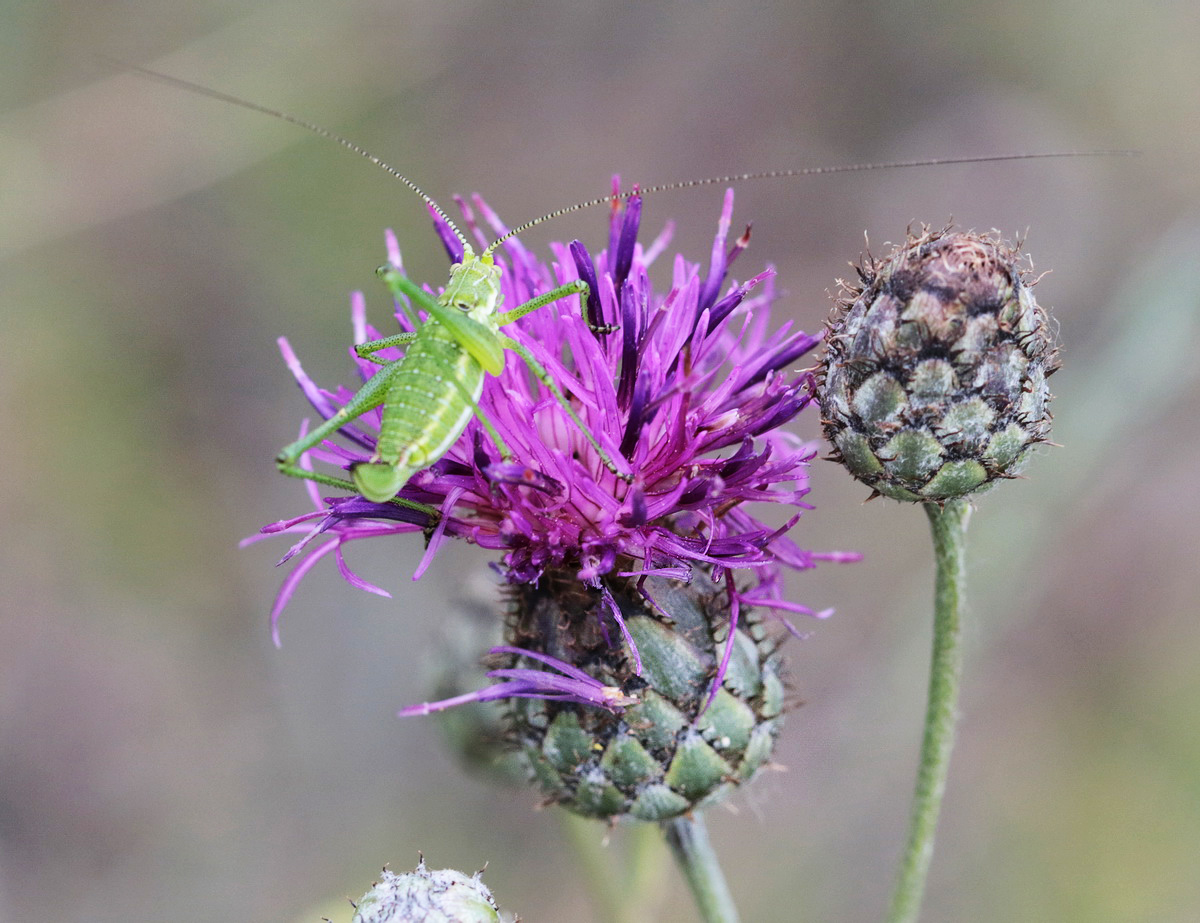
{"left": 274, "top": 246, "right": 630, "bottom": 504}
{"left": 113, "top": 64, "right": 633, "bottom": 509}
{"left": 116, "top": 63, "right": 1120, "bottom": 510}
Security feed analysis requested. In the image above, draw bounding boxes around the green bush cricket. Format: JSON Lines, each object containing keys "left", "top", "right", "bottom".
{"left": 278, "top": 243, "right": 630, "bottom": 505}
{"left": 116, "top": 64, "right": 636, "bottom": 515}
{"left": 117, "top": 63, "right": 1121, "bottom": 517}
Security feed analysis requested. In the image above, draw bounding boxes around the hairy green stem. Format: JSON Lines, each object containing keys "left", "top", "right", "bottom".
{"left": 886, "top": 499, "right": 971, "bottom": 923}
{"left": 664, "top": 813, "right": 740, "bottom": 923}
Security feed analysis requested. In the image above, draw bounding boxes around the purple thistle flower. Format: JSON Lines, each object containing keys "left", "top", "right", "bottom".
{"left": 253, "top": 180, "right": 857, "bottom": 713}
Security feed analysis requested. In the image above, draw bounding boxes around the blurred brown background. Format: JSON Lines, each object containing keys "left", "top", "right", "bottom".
{"left": 2, "top": 1, "right": 1198, "bottom": 921}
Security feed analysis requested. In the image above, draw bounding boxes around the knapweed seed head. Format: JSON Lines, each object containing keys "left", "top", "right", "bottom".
{"left": 818, "top": 227, "right": 1059, "bottom": 502}
{"left": 351, "top": 861, "right": 500, "bottom": 923}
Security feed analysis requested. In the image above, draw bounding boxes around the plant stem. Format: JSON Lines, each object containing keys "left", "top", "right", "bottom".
{"left": 664, "top": 813, "right": 740, "bottom": 923}
{"left": 559, "top": 812, "right": 628, "bottom": 923}
{"left": 886, "top": 499, "right": 971, "bottom": 923}
{"left": 622, "top": 821, "right": 669, "bottom": 918}
{"left": 559, "top": 814, "right": 669, "bottom": 923}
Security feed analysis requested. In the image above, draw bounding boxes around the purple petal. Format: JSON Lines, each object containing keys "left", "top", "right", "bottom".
{"left": 428, "top": 203, "right": 464, "bottom": 263}
{"left": 489, "top": 645, "right": 597, "bottom": 684}
{"left": 700, "top": 584, "right": 740, "bottom": 715}
{"left": 569, "top": 239, "right": 605, "bottom": 331}
{"left": 270, "top": 538, "right": 340, "bottom": 647}
{"left": 334, "top": 546, "right": 391, "bottom": 598}
{"left": 698, "top": 188, "right": 735, "bottom": 313}
{"left": 599, "top": 581, "right": 642, "bottom": 675}
{"left": 612, "top": 191, "right": 642, "bottom": 290}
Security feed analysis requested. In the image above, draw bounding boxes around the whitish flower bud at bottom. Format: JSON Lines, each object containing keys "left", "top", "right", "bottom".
{"left": 352, "top": 861, "right": 501, "bottom": 923}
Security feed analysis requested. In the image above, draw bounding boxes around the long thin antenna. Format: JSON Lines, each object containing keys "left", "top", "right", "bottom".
{"left": 107, "top": 60, "right": 1134, "bottom": 262}
{"left": 483, "top": 150, "right": 1137, "bottom": 255}
{"left": 101, "top": 58, "right": 469, "bottom": 248}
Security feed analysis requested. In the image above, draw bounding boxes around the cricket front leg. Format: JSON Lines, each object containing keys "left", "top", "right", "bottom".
{"left": 495, "top": 280, "right": 616, "bottom": 335}
{"left": 355, "top": 330, "right": 418, "bottom": 365}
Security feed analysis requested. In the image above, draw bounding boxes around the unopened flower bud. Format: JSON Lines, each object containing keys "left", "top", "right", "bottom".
{"left": 351, "top": 861, "right": 501, "bottom": 923}
{"left": 819, "top": 227, "right": 1059, "bottom": 501}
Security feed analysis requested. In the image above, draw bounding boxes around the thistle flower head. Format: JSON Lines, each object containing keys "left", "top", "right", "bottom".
{"left": 253, "top": 181, "right": 857, "bottom": 818}
{"left": 259, "top": 182, "right": 849, "bottom": 639}
{"left": 818, "top": 226, "right": 1059, "bottom": 502}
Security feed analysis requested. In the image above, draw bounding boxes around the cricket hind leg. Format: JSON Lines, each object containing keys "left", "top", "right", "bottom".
{"left": 276, "top": 361, "right": 396, "bottom": 467}
{"left": 276, "top": 461, "right": 441, "bottom": 520}
{"left": 350, "top": 363, "right": 526, "bottom": 508}
{"left": 274, "top": 359, "right": 440, "bottom": 518}
{"left": 494, "top": 281, "right": 630, "bottom": 479}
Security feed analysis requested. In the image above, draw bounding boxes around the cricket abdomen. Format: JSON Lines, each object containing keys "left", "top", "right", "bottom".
{"left": 374, "top": 322, "right": 486, "bottom": 473}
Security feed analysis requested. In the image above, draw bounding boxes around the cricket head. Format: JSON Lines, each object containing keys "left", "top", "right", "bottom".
{"left": 441, "top": 245, "right": 504, "bottom": 323}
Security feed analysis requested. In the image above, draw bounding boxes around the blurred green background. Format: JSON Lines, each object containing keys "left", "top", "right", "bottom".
{"left": 2, "top": 1, "right": 1198, "bottom": 920}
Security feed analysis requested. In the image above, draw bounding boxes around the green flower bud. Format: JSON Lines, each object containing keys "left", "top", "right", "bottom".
{"left": 819, "top": 227, "right": 1060, "bottom": 501}
{"left": 503, "top": 568, "right": 785, "bottom": 822}
{"left": 351, "top": 861, "right": 501, "bottom": 923}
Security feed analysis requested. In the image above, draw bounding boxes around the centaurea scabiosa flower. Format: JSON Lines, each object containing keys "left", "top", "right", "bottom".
{"left": 253, "top": 181, "right": 855, "bottom": 821}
